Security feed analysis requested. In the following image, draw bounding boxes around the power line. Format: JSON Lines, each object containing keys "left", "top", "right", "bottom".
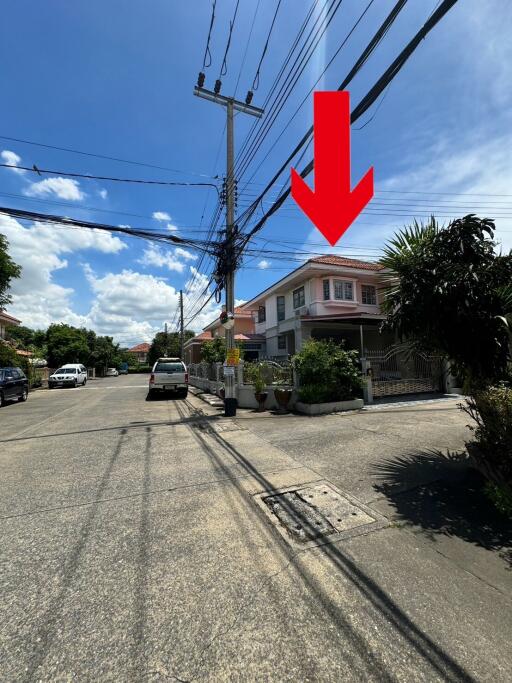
{"left": 238, "top": 0, "right": 378, "bottom": 186}
{"left": 237, "top": 0, "right": 460, "bottom": 248}
{"left": 219, "top": 0, "right": 240, "bottom": 78}
{"left": 235, "top": 0, "right": 346, "bottom": 180}
{"left": 0, "top": 135, "right": 216, "bottom": 178}
{"left": 234, "top": 0, "right": 408, "bottom": 211}
{"left": 0, "top": 163, "right": 219, "bottom": 191}
{"left": 0, "top": 205, "right": 220, "bottom": 253}
{"left": 202, "top": 0, "right": 217, "bottom": 69}
{"left": 250, "top": 0, "right": 282, "bottom": 92}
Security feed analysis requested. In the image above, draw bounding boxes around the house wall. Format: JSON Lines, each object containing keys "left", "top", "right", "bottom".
{"left": 210, "top": 316, "right": 255, "bottom": 338}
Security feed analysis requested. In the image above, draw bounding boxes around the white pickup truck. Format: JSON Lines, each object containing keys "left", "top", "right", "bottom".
{"left": 148, "top": 358, "right": 188, "bottom": 398}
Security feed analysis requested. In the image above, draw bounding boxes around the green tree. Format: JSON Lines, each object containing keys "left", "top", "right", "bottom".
{"left": 89, "top": 335, "right": 121, "bottom": 371}
{"left": 148, "top": 329, "right": 195, "bottom": 365}
{"left": 46, "top": 324, "right": 90, "bottom": 368}
{"left": 0, "top": 234, "right": 21, "bottom": 308}
{"left": 380, "top": 215, "right": 512, "bottom": 386}
{"left": 201, "top": 336, "right": 226, "bottom": 363}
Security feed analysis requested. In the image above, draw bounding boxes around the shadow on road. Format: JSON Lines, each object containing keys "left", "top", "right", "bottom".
{"left": 372, "top": 449, "right": 512, "bottom": 568}
{"left": 175, "top": 400, "right": 475, "bottom": 682}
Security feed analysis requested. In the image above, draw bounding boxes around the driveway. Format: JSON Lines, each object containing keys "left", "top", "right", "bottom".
{"left": 1, "top": 377, "right": 510, "bottom": 681}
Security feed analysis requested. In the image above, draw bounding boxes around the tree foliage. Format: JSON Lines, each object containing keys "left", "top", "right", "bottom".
{"left": 380, "top": 215, "right": 512, "bottom": 385}
{"left": 200, "top": 336, "right": 226, "bottom": 363}
{"left": 148, "top": 329, "right": 195, "bottom": 365}
{"left": 0, "top": 233, "right": 21, "bottom": 308}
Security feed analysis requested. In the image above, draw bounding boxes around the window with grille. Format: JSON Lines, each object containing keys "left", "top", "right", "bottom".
{"left": 323, "top": 279, "right": 330, "bottom": 300}
{"left": 361, "top": 284, "right": 377, "bottom": 305}
{"left": 293, "top": 286, "right": 305, "bottom": 309}
{"left": 277, "top": 295, "right": 285, "bottom": 321}
{"left": 333, "top": 280, "right": 353, "bottom": 301}
{"left": 258, "top": 305, "right": 266, "bottom": 323}
{"left": 278, "top": 335, "right": 286, "bottom": 350}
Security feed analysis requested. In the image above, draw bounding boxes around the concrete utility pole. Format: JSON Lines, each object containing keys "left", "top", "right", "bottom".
{"left": 179, "top": 289, "right": 184, "bottom": 360}
{"left": 193, "top": 85, "right": 263, "bottom": 417}
{"left": 164, "top": 322, "right": 168, "bottom": 356}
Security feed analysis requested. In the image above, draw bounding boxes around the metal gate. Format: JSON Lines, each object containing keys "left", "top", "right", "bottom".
{"left": 366, "top": 346, "right": 442, "bottom": 398}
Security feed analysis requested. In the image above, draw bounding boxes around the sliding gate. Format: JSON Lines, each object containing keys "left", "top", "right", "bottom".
{"left": 366, "top": 346, "right": 442, "bottom": 398}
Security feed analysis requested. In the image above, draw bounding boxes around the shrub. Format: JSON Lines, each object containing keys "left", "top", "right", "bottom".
{"left": 293, "top": 339, "right": 362, "bottom": 403}
{"left": 462, "top": 385, "right": 512, "bottom": 501}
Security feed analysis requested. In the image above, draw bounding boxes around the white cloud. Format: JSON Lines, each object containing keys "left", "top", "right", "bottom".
{"left": 25, "top": 177, "right": 84, "bottom": 201}
{"left": 257, "top": 259, "right": 271, "bottom": 269}
{"left": 84, "top": 265, "right": 221, "bottom": 341}
{"left": 175, "top": 247, "right": 197, "bottom": 261}
{"left": 0, "top": 214, "right": 126, "bottom": 330}
{"left": 1, "top": 150, "right": 25, "bottom": 174}
{"left": 138, "top": 244, "right": 186, "bottom": 272}
{"left": 167, "top": 223, "right": 179, "bottom": 232}
{"left": 152, "top": 211, "right": 171, "bottom": 221}
{"left": 99, "top": 188, "right": 108, "bottom": 199}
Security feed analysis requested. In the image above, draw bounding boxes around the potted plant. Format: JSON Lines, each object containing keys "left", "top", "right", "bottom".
{"left": 246, "top": 363, "right": 268, "bottom": 411}
{"left": 273, "top": 382, "right": 293, "bottom": 413}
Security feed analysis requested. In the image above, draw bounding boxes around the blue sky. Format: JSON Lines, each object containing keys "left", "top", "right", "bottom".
{"left": 1, "top": 0, "right": 511, "bottom": 345}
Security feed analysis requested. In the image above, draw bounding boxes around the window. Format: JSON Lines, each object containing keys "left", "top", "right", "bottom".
{"left": 258, "top": 305, "right": 266, "bottom": 323}
{"left": 277, "top": 295, "right": 285, "bottom": 321}
{"left": 278, "top": 335, "right": 286, "bottom": 350}
{"left": 361, "top": 284, "right": 377, "bottom": 305}
{"left": 333, "top": 280, "right": 353, "bottom": 301}
{"left": 293, "top": 286, "right": 305, "bottom": 309}
{"left": 323, "top": 279, "right": 330, "bottom": 300}
{"left": 155, "top": 362, "right": 185, "bottom": 373}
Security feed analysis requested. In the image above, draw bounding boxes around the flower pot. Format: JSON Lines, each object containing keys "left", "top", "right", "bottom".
{"left": 254, "top": 391, "right": 268, "bottom": 412}
{"left": 274, "top": 387, "right": 293, "bottom": 413}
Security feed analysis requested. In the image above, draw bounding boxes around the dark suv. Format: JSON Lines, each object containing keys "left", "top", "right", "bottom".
{"left": 0, "top": 367, "right": 29, "bottom": 407}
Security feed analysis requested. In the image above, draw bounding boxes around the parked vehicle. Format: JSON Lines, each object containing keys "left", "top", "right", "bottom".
{"left": 149, "top": 358, "right": 188, "bottom": 398}
{"left": 0, "top": 367, "right": 29, "bottom": 407}
{"left": 49, "top": 364, "right": 87, "bottom": 388}
{"left": 106, "top": 367, "right": 119, "bottom": 377}
{"left": 119, "top": 362, "right": 129, "bottom": 375}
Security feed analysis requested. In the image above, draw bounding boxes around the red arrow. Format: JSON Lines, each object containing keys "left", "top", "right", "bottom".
{"left": 291, "top": 91, "right": 374, "bottom": 246}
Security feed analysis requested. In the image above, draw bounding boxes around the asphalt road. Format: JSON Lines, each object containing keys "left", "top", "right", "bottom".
{"left": 1, "top": 375, "right": 510, "bottom": 681}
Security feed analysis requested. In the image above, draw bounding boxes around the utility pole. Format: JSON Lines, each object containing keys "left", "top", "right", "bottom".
{"left": 193, "top": 85, "right": 263, "bottom": 417}
{"left": 164, "top": 322, "right": 168, "bottom": 356}
{"left": 179, "top": 289, "right": 184, "bottom": 360}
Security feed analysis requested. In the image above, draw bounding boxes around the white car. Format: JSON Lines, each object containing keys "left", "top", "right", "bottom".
{"left": 149, "top": 358, "right": 188, "bottom": 398}
{"left": 106, "top": 368, "right": 119, "bottom": 377}
{"left": 49, "top": 364, "right": 87, "bottom": 388}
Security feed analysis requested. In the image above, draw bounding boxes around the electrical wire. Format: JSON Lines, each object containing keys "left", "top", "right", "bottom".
{"left": 236, "top": 0, "right": 459, "bottom": 248}
{"left": 202, "top": 0, "right": 217, "bottom": 69}
{"left": 239, "top": 0, "right": 378, "bottom": 188}
{"left": 251, "top": 0, "right": 282, "bottom": 91}
{"left": 235, "top": 0, "right": 346, "bottom": 180}
{"left": 219, "top": 0, "right": 240, "bottom": 78}
{"left": 0, "top": 135, "right": 216, "bottom": 178}
{"left": 0, "top": 163, "right": 219, "bottom": 191}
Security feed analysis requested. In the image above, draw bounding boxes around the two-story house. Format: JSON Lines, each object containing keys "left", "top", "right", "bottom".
{"left": 241, "top": 255, "right": 394, "bottom": 357}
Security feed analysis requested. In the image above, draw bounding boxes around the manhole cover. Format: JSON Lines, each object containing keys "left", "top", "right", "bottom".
{"left": 261, "top": 482, "right": 379, "bottom": 545}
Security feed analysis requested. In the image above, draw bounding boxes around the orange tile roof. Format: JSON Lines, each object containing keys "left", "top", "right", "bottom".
{"left": 129, "top": 343, "right": 150, "bottom": 352}
{"left": 308, "top": 255, "right": 383, "bottom": 271}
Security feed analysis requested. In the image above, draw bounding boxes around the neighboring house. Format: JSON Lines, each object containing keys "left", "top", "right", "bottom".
{"left": 129, "top": 342, "right": 150, "bottom": 364}
{"left": 183, "top": 330, "right": 212, "bottom": 365}
{"left": 184, "top": 306, "right": 266, "bottom": 364}
{"left": 0, "top": 310, "right": 21, "bottom": 340}
{"left": 241, "top": 255, "right": 394, "bottom": 357}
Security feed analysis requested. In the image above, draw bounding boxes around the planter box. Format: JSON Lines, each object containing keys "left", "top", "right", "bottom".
{"left": 295, "top": 398, "right": 364, "bottom": 415}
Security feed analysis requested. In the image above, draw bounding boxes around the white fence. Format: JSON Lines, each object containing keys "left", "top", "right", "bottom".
{"left": 188, "top": 361, "right": 298, "bottom": 410}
